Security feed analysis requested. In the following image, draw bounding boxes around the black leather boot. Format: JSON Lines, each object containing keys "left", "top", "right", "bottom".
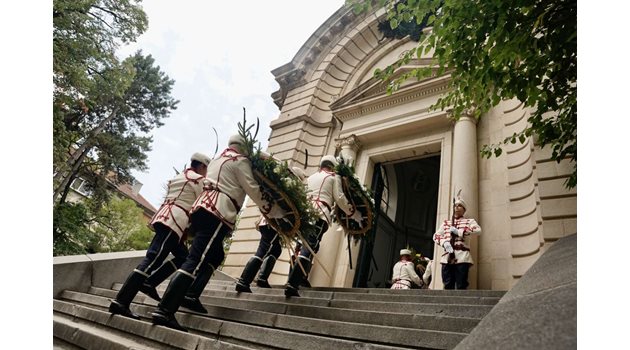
{"left": 181, "top": 265, "right": 214, "bottom": 314}
{"left": 109, "top": 270, "right": 146, "bottom": 319}
{"left": 235, "top": 257, "right": 263, "bottom": 293}
{"left": 284, "top": 258, "right": 311, "bottom": 298}
{"left": 151, "top": 271, "right": 194, "bottom": 332}
{"left": 255, "top": 256, "right": 276, "bottom": 288}
{"left": 140, "top": 260, "right": 178, "bottom": 301}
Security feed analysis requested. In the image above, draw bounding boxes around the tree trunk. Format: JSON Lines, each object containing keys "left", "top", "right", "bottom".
{"left": 53, "top": 143, "right": 91, "bottom": 203}
{"left": 58, "top": 172, "right": 78, "bottom": 205}
{"left": 53, "top": 108, "right": 119, "bottom": 202}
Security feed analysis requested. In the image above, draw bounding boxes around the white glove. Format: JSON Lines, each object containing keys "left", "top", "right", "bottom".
{"left": 350, "top": 210, "right": 363, "bottom": 228}
{"left": 443, "top": 241, "right": 454, "bottom": 254}
{"left": 266, "top": 205, "right": 285, "bottom": 219}
{"left": 449, "top": 226, "right": 460, "bottom": 237}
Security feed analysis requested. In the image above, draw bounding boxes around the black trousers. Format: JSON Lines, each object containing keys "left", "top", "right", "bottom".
{"left": 180, "top": 210, "right": 232, "bottom": 276}
{"left": 254, "top": 224, "right": 282, "bottom": 260}
{"left": 136, "top": 223, "right": 188, "bottom": 274}
{"left": 298, "top": 219, "right": 329, "bottom": 259}
{"left": 441, "top": 263, "right": 471, "bottom": 290}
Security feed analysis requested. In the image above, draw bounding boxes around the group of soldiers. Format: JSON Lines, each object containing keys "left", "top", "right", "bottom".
{"left": 390, "top": 197, "right": 482, "bottom": 290}
{"left": 108, "top": 134, "right": 360, "bottom": 332}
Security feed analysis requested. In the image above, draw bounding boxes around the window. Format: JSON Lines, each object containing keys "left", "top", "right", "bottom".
{"left": 70, "top": 178, "right": 92, "bottom": 196}
{"left": 380, "top": 165, "right": 390, "bottom": 214}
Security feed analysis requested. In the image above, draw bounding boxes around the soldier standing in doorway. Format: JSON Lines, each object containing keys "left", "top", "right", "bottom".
{"left": 432, "top": 196, "right": 481, "bottom": 289}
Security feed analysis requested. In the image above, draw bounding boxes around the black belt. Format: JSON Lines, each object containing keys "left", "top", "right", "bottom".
{"left": 316, "top": 200, "right": 331, "bottom": 211}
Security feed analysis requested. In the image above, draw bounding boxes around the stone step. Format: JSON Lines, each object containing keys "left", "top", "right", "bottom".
{"left": 53, "top": 336, "right": 84, "bottom": 350}
{"left": 198, "top": 279, "right": 507, "bottom": 298}
{"left": 110, "top": 283, "right": 492, "bottom": 319}
{"left": 328, "top": 299, "right": 493, "bottom": 319}
{"left": 116, "top": 281, "right": 498, "bottom": 312}
{"left": 94, "top": 287, "right": 481, "bottom": 333}
{"left": 195, "top": 284, "right": 500, "bottom": 305}
{"left": 54, "top": 299, "right": 256, "bottom": 349}
{"left": 54, "top": 312, "right": 167, "bottom": 350}
{"left": 56, "top": 293, "right": 431, "bottom": 349}
{"left": 306, "top": 286, "right": 507, "bottom": 298}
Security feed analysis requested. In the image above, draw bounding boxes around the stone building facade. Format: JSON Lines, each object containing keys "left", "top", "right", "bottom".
{"left": 221, "top": 5, "right": 576, "bottom": 290}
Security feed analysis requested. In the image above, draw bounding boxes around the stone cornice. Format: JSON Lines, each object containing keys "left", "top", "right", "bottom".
{"left": 332, "top": 74, "right": 452, "bottom": 121}
{"left": 271, "top": 5, "right": 368, "bottom": 109}
{"left": 270, "top": 113, "right": 335, "bottom": 131}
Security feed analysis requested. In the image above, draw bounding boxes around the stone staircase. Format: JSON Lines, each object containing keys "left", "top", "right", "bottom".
{"left": 53, "top": 278, "right": 505, "bottom": 349}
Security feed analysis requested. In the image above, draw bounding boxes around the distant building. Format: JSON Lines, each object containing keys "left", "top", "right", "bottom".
{"left": 67, "top": 177, "right": 157, "bottom": 222}
{"left": 223, "top": 5, "right": 576, "bottom": 291}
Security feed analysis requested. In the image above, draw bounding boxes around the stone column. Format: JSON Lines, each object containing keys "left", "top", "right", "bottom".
{"left": 451, "top": 113, "right": 480, "bottom": 289}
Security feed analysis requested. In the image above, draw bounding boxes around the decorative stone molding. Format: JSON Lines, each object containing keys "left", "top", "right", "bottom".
{"left": 272, "top": 69, "right": 307, "bottom": 108}
{"left": 335, "top": 134, "right": 362, "bottom": 166}
{"left": 333, "top": 76, "right": 451, "bottom": 121}
{"left": 271, "top": 6, "right": 365, "bottom": 109}
{"left": 336, "top": 134, "right": 362, "bottom": 152}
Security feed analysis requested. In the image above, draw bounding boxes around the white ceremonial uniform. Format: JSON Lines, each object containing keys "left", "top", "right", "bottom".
{"left": 390, "top": 261, "right": 421, "bottom": 289}
{"left": 191, "top": 147, "right": 275, "bottom": 228}
{"left": 150, "top": 168, "right": 206, "bottom": 238}
{"left": 307, "top": 169, "right": 353, "bottom": 224}
{"left": 423, "top": 260, "right": 433, "bottom": 286}
{"left": 433, "top": 217, "right": 482, "bottom": 264}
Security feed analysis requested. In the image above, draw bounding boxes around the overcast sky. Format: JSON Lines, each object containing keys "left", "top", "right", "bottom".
{"left": 115, "top": 0, "right": 344, "bottom": 208}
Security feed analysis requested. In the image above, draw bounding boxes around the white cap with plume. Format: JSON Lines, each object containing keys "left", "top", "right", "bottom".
{"left": 400, "top": 249, "right": 412, "bottom": 256}
{"left": 190, "top": 152, "right": 211, "bottom": 166}
{"left": 228, "top": 134, "right": 246, "bottom": 146}
{"left": 320, "top": 155, "right": 338, "bottom": 168}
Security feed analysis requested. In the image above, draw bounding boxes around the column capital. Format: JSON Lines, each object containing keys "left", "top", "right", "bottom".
{"left": 336, "top": 134, "right": 362, "bottom": 153}
{"left": 447, "top": 108, "right": 479, "bottom": 126}
{"left": 336, "top": 135, "right": 362, "bottom": 167}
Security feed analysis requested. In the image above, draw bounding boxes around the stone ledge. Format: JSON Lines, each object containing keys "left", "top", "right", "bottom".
{"left": 53, "top": 251, "right": 146, "bottom": 298}
{"left": 455, "top": 234, "right": 576, "bottom": 349}
{"left": 53, "top": 250, "right": 236, "bottom": 298}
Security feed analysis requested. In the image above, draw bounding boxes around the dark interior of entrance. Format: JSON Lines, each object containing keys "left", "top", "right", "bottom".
{"left": 354, "top": 155, "right": 440, "bottom": 288}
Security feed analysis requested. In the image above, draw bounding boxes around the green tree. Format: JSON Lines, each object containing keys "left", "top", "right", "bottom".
{"left": 53, "top": 196, "right": 153, "bottom": 256}
{"left": 53, "top": 202, "right": 99, "bottom": 256}
{"left": 53, "top": 0, "right": 176, "bottom": 256}
{"left": 54, "top": 52, "right": 178, "bottom": 203}
{"left": 54, "top": 51, "right": 178, "bottom": 205}
{"left": 53, "top": 0, "right": 147, "bottom": 173}
{"left": 349, "top": 0, "right": 577, "bottom": 187}
{"left": 53, "top": 0, "right": 177, "bottom": 205}
{"left": 90, "top": 196, "right": 153, "bottom": 253}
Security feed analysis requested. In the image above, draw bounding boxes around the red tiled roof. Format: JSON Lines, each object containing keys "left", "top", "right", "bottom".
{"left": 115, "top": 183, "right": 157, "bottom": 215}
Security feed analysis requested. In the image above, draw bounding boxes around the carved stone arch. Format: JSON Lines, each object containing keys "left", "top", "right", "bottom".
{"left": 304, "top": 7, "right": 392, "bottom": 123}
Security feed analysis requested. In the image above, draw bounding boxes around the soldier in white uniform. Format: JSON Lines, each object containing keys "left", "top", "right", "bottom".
{"left": 432, "top": 197, "right": 481, "bottom": 289}
{"left": 235, "top": 167, "right": 307, "bottom": 293}
{"left": 423, "top": 259, "right": 433, "bottom": 288}
{"left": 284, "top": 155, "right": 361, "bottom": 297}
{"left": 151, "top": 135, "right": 284, "bottom": 331}
{"left": 108, "top": 152, "right": 211, "bottom": 319}
{"left": 390, "top": 249, "right": 422, "bottom": 289}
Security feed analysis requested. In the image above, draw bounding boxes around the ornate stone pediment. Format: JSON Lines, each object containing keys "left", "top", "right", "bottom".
{"left": 330, "top": 64, "right": 450, "bottom": 122}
